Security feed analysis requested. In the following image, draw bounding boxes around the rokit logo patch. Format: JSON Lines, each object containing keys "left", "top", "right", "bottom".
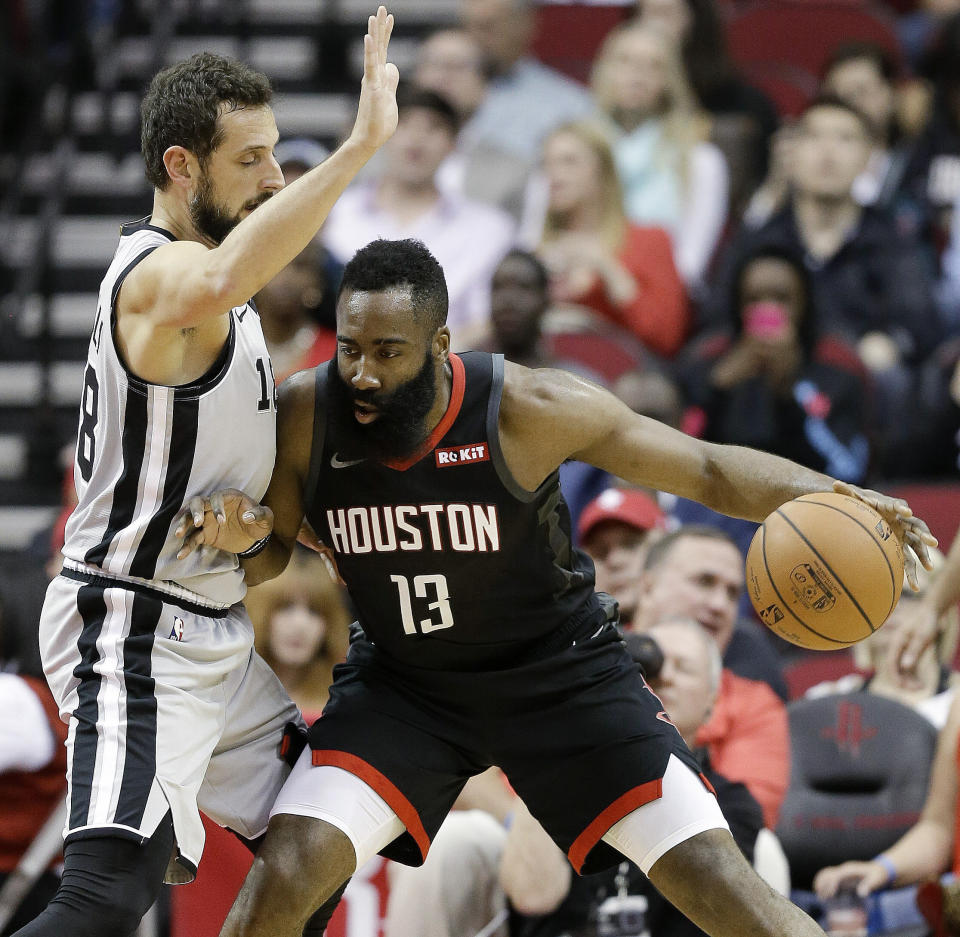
{"left": 435, "top": 443, "right": 489, "bottom": 467}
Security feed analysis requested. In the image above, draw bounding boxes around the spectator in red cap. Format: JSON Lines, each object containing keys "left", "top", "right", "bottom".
{"left": 578, "top": 487, "right": 667, "bottom": 628}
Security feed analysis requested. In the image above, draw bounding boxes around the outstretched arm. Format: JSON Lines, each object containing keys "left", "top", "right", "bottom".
{"left": 123, "top": 8, "right": 399, "bottom": 329}
{"left": 498, "top": 363, "right": 935, "bottom": 584}
{"left": 175, "top": 369, "right": 317, "bottom": 584}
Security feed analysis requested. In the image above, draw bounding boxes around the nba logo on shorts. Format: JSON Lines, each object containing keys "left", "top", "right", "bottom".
{"left": 169, "top": 616, "right": 185, "bottom": 642}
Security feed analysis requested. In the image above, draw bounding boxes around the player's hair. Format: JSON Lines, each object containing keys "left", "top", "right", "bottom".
{"left": 339, "top": 239, "right": 449, "bottom": 330}
{"left": 643, "top": 525, "right": 739, "bottom": 571}
{"left": 141, "top": 52, "right": 273, "bottom": 191}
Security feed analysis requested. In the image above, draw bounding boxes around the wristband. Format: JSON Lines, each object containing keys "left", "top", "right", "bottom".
{"left": 873, "top": 853, "right": 897, "bottom": 887}
{"left": 238, "top": 533, "right": 272, "bottom": 558}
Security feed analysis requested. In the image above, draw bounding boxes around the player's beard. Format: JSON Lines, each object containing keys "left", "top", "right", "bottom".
{"left": 189, "top": 172, "right": 271, "bottom": 245}
{"left": 328, "top": 351, "right": 438, "bottom": 463}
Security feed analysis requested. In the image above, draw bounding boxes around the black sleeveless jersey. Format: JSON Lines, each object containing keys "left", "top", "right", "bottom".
{"left": 303, "top": 352, "right": 598, "bottom": 670}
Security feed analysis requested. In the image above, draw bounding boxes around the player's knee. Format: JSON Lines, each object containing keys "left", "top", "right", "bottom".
{"left": 259, "top": 814, "right": 356, "bottom": 906}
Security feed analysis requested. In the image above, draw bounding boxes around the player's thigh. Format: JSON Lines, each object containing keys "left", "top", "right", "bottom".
{"left": 495, "top": 625, "right": 710, "bottom": 875}
{"left": 200, "top": 646, "right": 303, "bottom": 840}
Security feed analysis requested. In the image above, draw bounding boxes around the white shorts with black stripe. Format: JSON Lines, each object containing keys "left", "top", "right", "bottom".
{"left": 39, "top": 567, "right": 303, "bottom": 883}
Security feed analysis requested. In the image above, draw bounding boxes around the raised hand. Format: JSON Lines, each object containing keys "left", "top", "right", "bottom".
{"left": 350, "top": 7, "right": 400, "bottom": 155}
{"left": 174, "top": 488, "right": 274, "bottom": 559}
{"left": 833, "top": 480, "right": 938, "bottom": 591}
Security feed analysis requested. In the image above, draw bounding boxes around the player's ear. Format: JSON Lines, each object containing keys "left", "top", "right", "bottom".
{"left": 433, "top": 326, "right": 450, "bottom": 362}
{"left": 163, "top": 145, "right": 198, "bottom": 190}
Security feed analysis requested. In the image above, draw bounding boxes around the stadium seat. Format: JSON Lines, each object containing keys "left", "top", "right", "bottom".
{"left": 726, "top": 1, "right": 904, "bottom": 89}
{"left": 776, "top": 691, "right": 937, "bottom": 891}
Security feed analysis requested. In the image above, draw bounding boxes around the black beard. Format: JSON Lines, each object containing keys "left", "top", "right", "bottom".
{"left": 327, "top": 351, "right": 438, "bottom": 462}
{"left": 188, "top": 172, "right": 270, "bottom": 245}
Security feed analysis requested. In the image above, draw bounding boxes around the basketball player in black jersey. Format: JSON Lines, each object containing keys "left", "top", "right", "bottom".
{"left": 178, "top": 238, "right": 935, "bottom": 937}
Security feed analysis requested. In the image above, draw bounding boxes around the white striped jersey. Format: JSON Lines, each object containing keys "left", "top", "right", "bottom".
{"left": 62, "top": 218, "right": 277, "bottom": 607}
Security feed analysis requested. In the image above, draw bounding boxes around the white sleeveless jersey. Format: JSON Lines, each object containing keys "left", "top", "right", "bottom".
{"left": 62, "top": 219, "right": 277, "bottom": 607}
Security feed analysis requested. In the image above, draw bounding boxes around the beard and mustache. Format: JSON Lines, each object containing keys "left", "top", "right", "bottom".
{"left": 327, "top": 350, "right": 439, "bottom": 463}
{"left": 189, "top": 171, "right": 272, "bottom": 245}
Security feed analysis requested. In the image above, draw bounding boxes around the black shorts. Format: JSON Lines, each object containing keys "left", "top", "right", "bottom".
{"left": 307, "top": 606, "right": 705, "bottom": 874}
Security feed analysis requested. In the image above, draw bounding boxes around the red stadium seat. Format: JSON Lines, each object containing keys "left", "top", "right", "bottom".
{"left": 531, "top": 3, "right": 632, "bottom": 84}
{"left": 740, "top": 61, "right": 820, "bottom": 118}
{"left": 726, "top": 1, "right": 904, "bottom": 86}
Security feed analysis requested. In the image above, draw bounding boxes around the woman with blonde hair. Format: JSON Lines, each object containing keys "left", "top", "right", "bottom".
{"left": 246, "top": 548, "right": 351, "bottom": 721}
{"left": 538, "top": 119, "right": 689, "bottom": 358}
{"left": 591, "top": 21, "right": 729, "bottom": 293}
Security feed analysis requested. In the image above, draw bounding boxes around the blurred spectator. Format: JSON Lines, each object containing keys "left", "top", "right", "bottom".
{"left": 678, "top": 245, "right": 871, "bottom": 484}
{"left": 323, "top": 86, "right": 516, "bottom": 347}
{"left": 821, "top": 42, "right": 913, "bottom": 214}
{"left": 458, "top": 0, "right": 595, "bottom": 163}
{"left": 634, "top": 526, "right": 788, "bottom": 699}
{"left": 253, "top": 140, "right": 340, "bottom": 381}
{"left": 414, "top": 28, "right": 531, "bottom": 220}
{"left": 591, "top": 22, "right": 729, "bottom": 294}
{"left": 480, "top": 249, "right": 556, "bottom": 368}
{"left": 714, "top": 95, "right": 941, "bottom": 366}
{"left": 807, "top": 547, "right": 960, "bottom": 728}
{"left": 254, "top": 237, "right": 335, "bottom": 382}
{"left": 537, "top": 121, "right": 689, "bottom": 357}
{"left": 0, "top": 588, "right": 67, "bottom": 934}
{"left": 898, "top": 0, "right": 960, "bottom": 72}
{"left": 577, "top": 487, "right": 667, "bottom": 627}
{"left": 712, "top": 96, "right": 943, "bottom": 471}
{"left": 634, "top": 527, "right": 790, "bottom": 827}
{"left": 245, "top": 549, "right": 351, "bottom": 721}
{"left": 901, "top": 333, "right": 960, "bottom": 476}
{"left": 631, "top": 0, "right": 779, "bottom": 213}
{"left": 900, "top": 11, "right": 960, "bottom": 255}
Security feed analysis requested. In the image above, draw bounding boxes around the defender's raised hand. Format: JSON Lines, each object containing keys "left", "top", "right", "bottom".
{"left": 174, "top": 489, "right": 273, "bottom": 559}
{"left": 350, "top": 7, "right": 399, "bottom": 155}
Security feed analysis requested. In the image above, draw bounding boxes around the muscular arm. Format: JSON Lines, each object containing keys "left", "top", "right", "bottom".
{"left": 498, "top": 363, "right": 833, "bottom": 523}
{"left": 121, "top": 142, "right": 381, "bottom": 330}
{"left": 241, "top": 370, "right": 318, "bottom": 586}
{"left": 120, "top": 11, "right": 397, "bottom": 331}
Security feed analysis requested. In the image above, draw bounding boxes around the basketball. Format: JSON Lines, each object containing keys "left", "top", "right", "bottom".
{"left": 745, "top": 492, "right": 905, "bottom": 650}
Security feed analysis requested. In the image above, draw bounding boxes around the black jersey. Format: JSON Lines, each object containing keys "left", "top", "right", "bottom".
{"left": 303, "top": 351, "right": 598, "bottom": 670}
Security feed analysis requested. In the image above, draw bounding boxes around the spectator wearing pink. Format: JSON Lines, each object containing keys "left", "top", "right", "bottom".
{"left": 538, "top": 121, "right": 689, "bottom": 358}
{"left": 634, "top": 526, "right": 790, "bottom": 827}
{"left": 577, "top": 487, "right": 667, "bottom": 627}
{"left": 322, "top": 86, "right": 516, "bottom": 347}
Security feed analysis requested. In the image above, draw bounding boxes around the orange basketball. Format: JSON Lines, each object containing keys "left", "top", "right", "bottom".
{"left": 745, "top": 492, "right": 904, "bottom": 650}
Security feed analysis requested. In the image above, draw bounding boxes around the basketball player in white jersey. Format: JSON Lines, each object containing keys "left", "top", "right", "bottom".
{"left": 14, "top": 9, "right": 399, "bottom": 937}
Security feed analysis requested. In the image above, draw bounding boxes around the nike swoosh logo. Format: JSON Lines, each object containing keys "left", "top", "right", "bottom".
{"left": 330, "top": 453, "right": 366, "bottom": 469}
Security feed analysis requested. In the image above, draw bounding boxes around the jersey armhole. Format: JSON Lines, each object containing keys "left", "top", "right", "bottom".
{"left": 302, "top": 363, "right": 329, "bottom": 520}
{"left": 485, "top": 354, "right": 541, "bottom": 504}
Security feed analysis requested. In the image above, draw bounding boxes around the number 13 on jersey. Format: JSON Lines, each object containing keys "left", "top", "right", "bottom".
{"left": 390, "top": 574, "right": 455, "bottom": 635}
